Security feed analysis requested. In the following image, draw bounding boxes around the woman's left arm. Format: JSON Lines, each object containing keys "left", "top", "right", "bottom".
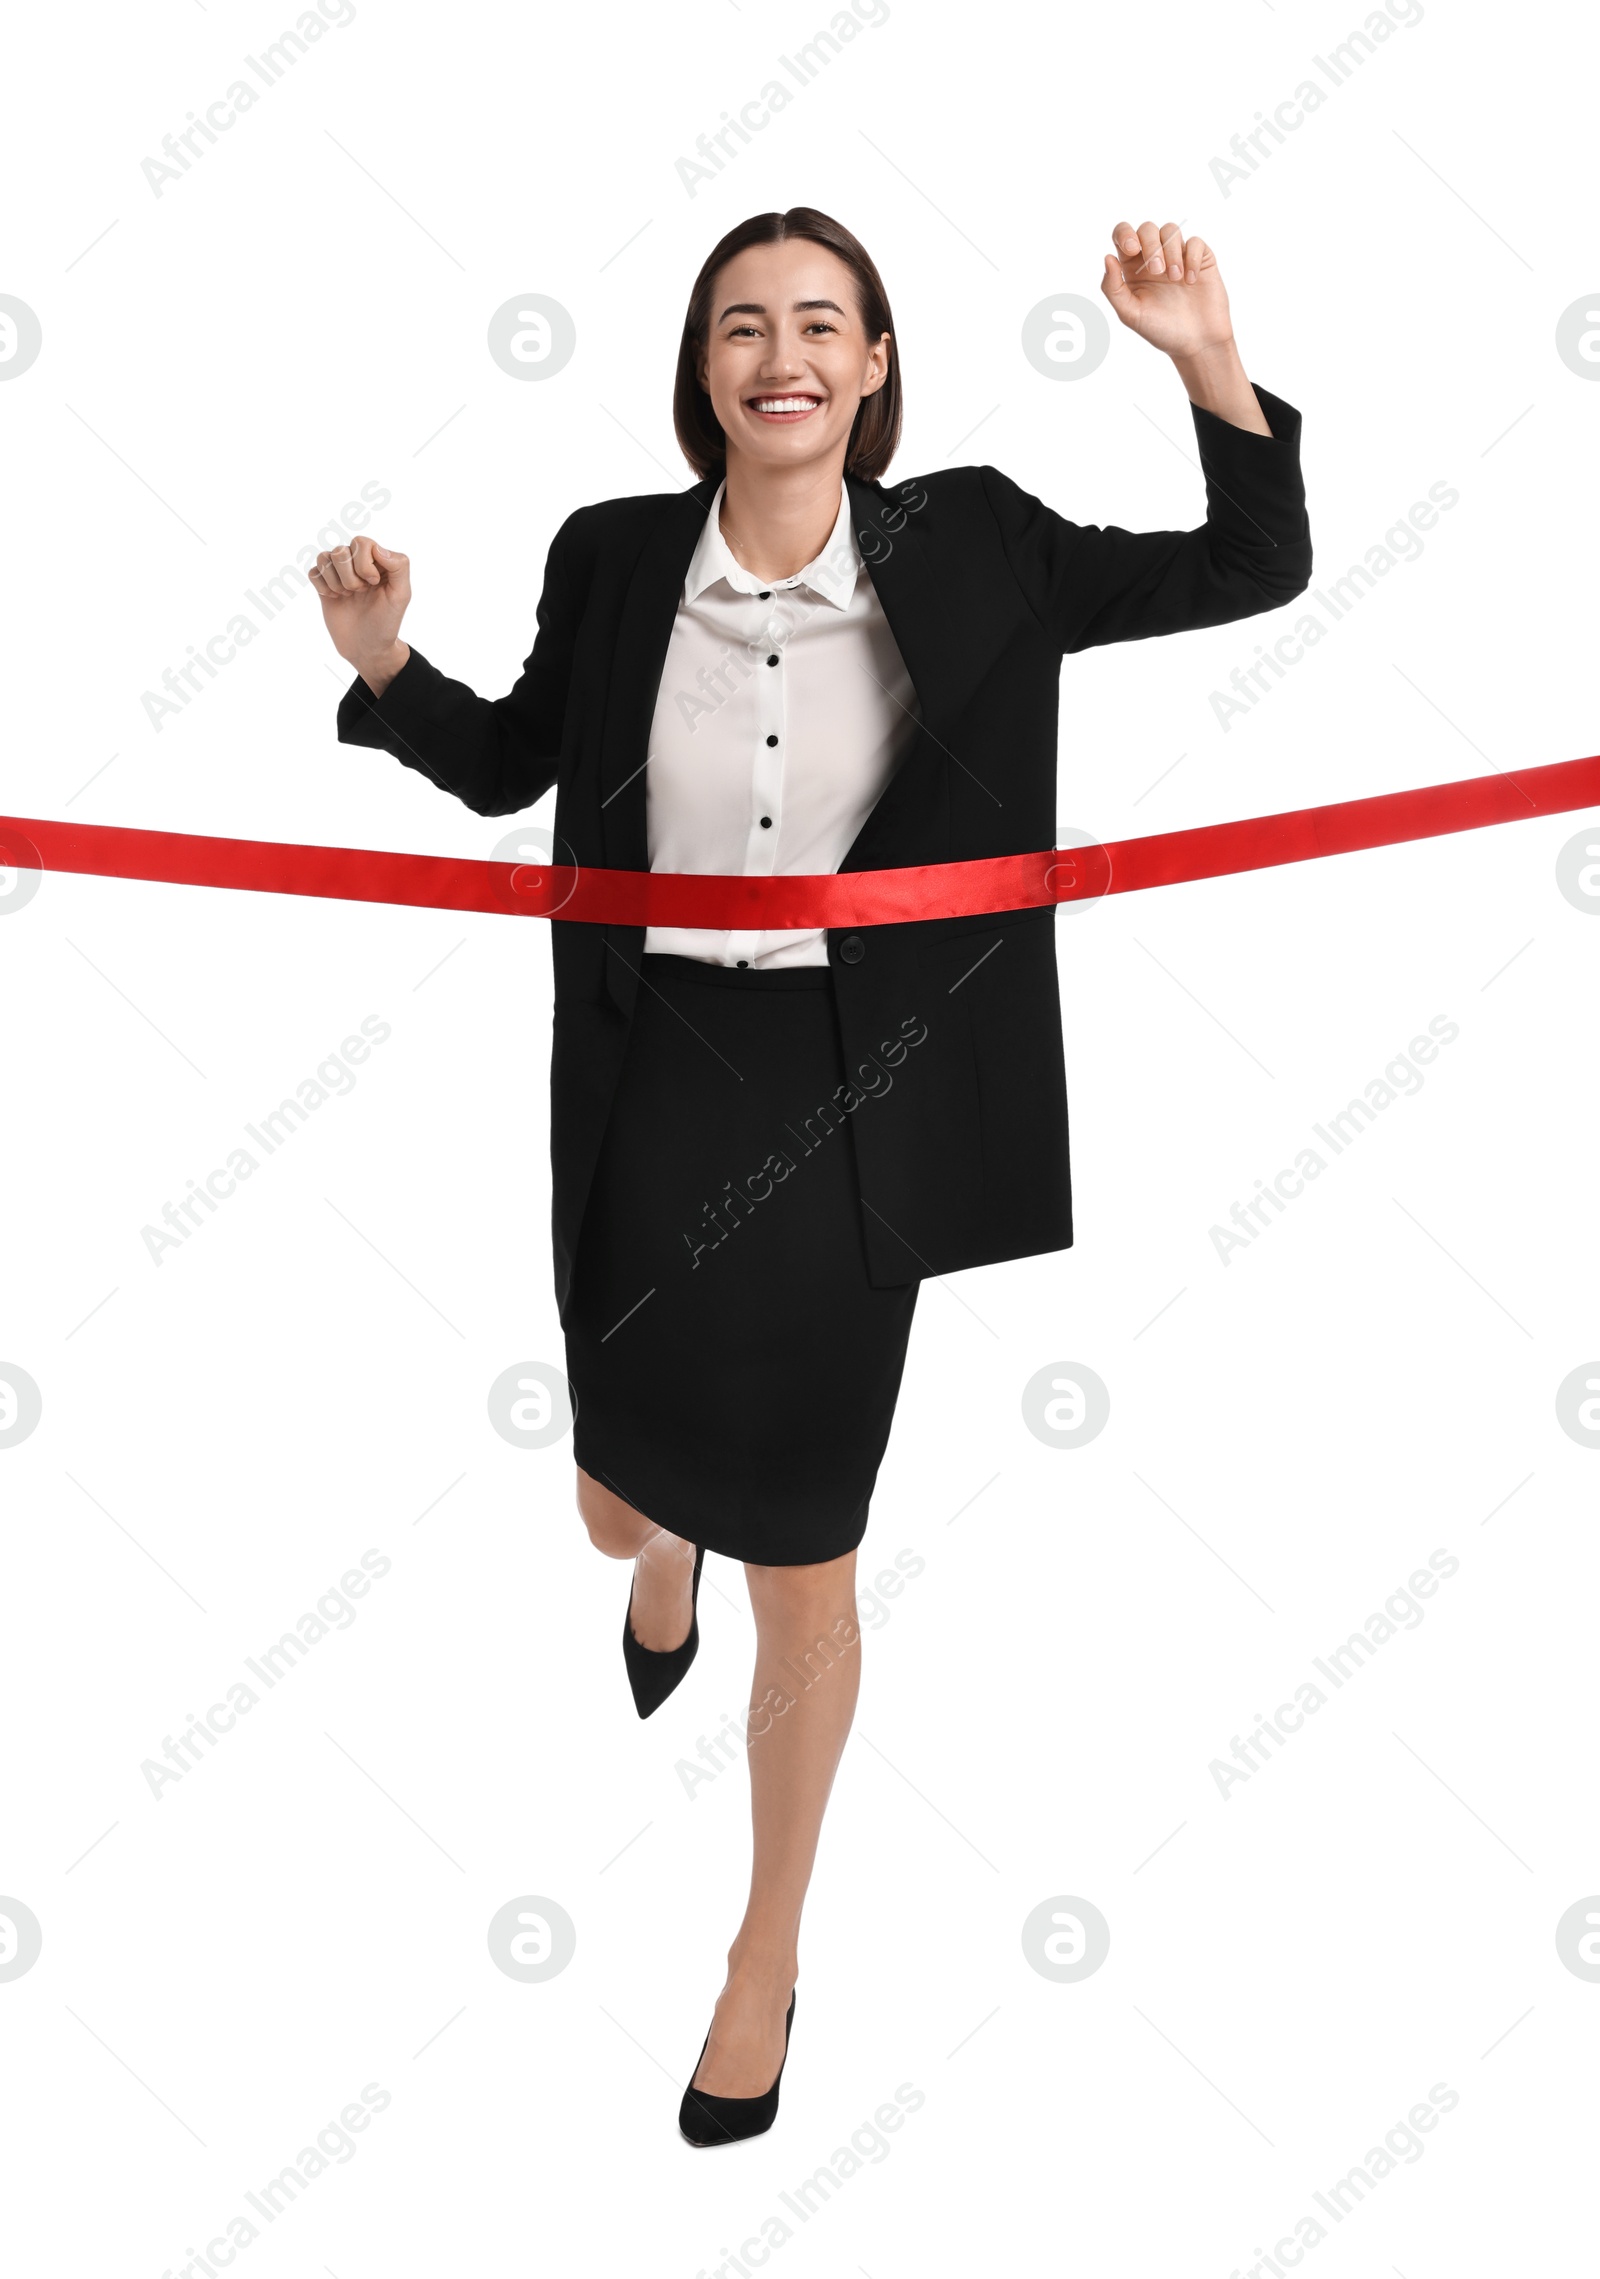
{"left": 979, "top": 220, "right": 1313, "bottom": 651}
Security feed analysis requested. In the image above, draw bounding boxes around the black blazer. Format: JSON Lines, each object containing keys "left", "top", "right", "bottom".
{"left": 337, "top": 385, "right": 1312, "bottom": 1314}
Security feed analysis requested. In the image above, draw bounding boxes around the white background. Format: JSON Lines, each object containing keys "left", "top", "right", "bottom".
{"left": 3, "top": 1, "right": 1597, "bottom": 2272}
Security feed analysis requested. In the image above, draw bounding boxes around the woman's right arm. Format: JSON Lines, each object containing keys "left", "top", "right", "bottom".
{"left": 310, "top": 515, "right": 589, "bottom": 817}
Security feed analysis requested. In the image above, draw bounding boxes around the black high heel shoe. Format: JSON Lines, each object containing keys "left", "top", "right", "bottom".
{"left": 622, "top": 1540, "right": 705, "bottom": 1719}
{"left": 679, "top": 1990, "right": 796, "bottom": 2148}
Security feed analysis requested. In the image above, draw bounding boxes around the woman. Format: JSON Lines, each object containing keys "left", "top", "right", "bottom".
{"left": 314, "top": 207, "right": 1312, "bottom": 2145}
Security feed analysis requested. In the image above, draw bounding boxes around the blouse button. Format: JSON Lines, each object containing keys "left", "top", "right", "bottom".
{"left": 759, "top": 816, "right": 772, "bottom": 828}
{"left": 766, "top": 654, "right": 779, "bottom": 666}
{"left": 766, "top": 734, "right": 778, "bottom": 747}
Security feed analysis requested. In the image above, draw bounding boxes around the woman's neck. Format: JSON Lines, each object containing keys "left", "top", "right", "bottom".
{"left": 718, "top": 448, "right": 847, "bottom": 583}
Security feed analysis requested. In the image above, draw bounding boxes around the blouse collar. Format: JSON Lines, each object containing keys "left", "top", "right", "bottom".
{"left": 684, "top": 476, "right": 859, "bottom": 611}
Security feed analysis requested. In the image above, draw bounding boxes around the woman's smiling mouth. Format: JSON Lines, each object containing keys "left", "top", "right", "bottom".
{"left": 746, "top": 393, "right": 825, "bottom": 422}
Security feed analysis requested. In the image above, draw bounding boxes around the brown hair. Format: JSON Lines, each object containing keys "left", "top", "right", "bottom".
{"left": 672, "top": 207, "right": 902, "bottom": 483}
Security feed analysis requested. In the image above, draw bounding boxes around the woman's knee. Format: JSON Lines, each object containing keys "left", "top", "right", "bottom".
{"left": 575, "top": 1467, "right": 652, "bottom": 1557}
{"left": 746, "top": 1549, "right": 860, "bottom": 1637}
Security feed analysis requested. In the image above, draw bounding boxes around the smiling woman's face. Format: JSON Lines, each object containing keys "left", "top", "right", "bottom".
{"left": 698, "top": 237, "right": 890, "bottom": 473}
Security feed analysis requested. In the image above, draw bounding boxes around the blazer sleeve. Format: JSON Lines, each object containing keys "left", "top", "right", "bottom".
{"left": 977, "top": 382, "right": 1312, "bottom": 654}
{"left": 333, "top": 509, "right": 591, "bottom": 817}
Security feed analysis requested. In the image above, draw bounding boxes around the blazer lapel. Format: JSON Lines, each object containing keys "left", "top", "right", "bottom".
{"left": 839, "top": 471, "right": 967, "bottom": 870}
{"left": 599, "top": 476, "right": 717, "bottom": 874}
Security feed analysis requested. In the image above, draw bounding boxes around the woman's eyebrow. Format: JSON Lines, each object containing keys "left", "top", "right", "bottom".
{"left": 714, "top": 297, "right": 848, "bottom": 323}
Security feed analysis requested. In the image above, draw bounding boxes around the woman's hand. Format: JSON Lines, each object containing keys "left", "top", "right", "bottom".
{"left": 1100, "top": 220, "right": 1233, "bottom": 357}
{"left": 309, "top": 534, "right": 412, "bottom": 696}
{"left": 1100, "top": 220, "right": 1271, "bottom": 436}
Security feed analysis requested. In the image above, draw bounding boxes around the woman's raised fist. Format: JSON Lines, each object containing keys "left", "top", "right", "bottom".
{"left": 310, "top": 534, "right": 412, "bottom": 694}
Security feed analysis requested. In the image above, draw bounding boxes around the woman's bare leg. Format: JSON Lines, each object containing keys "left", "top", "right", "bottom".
{"left": 691, "top": 1548, "right": 861, "bottom": 2097}
{"left": 578, "top": 1472, "right": 861, "bottom": 2091}
{"left": 575, "top": 1466, "right": 696, "bottom": 1650}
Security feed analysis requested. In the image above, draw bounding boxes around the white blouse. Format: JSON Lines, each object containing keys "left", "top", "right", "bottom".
{"left": 643, "top": 477, "right": 920, "bottom": 968}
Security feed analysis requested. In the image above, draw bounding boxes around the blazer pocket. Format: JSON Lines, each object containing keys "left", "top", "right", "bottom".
{"left": 915, "top": 904, "right": 1050, "bottom": 995}
{"left": 915, "top": 908, "right": 1062, "bottom": 1221}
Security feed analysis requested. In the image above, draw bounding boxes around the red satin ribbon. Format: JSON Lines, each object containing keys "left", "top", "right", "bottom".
{"left": 3, "top": 754, "right": 1597, "bottom": 926}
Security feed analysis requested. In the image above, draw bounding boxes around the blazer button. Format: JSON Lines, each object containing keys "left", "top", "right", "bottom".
{"left": 838, "top": 934, "right": 865, "bottom": 965}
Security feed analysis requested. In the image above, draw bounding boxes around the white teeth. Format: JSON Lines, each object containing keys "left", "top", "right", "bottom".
{"left": 752, "top": 397, "right": 819, "bottom": 413}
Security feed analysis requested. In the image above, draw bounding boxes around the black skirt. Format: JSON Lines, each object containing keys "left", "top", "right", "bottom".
{"left": 562, "top": 953, "right": 920, "bottom": 1566}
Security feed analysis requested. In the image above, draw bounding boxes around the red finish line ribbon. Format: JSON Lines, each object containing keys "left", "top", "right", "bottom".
{"left": 3, "top": 755, "right": 1598, "bottom": 927}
